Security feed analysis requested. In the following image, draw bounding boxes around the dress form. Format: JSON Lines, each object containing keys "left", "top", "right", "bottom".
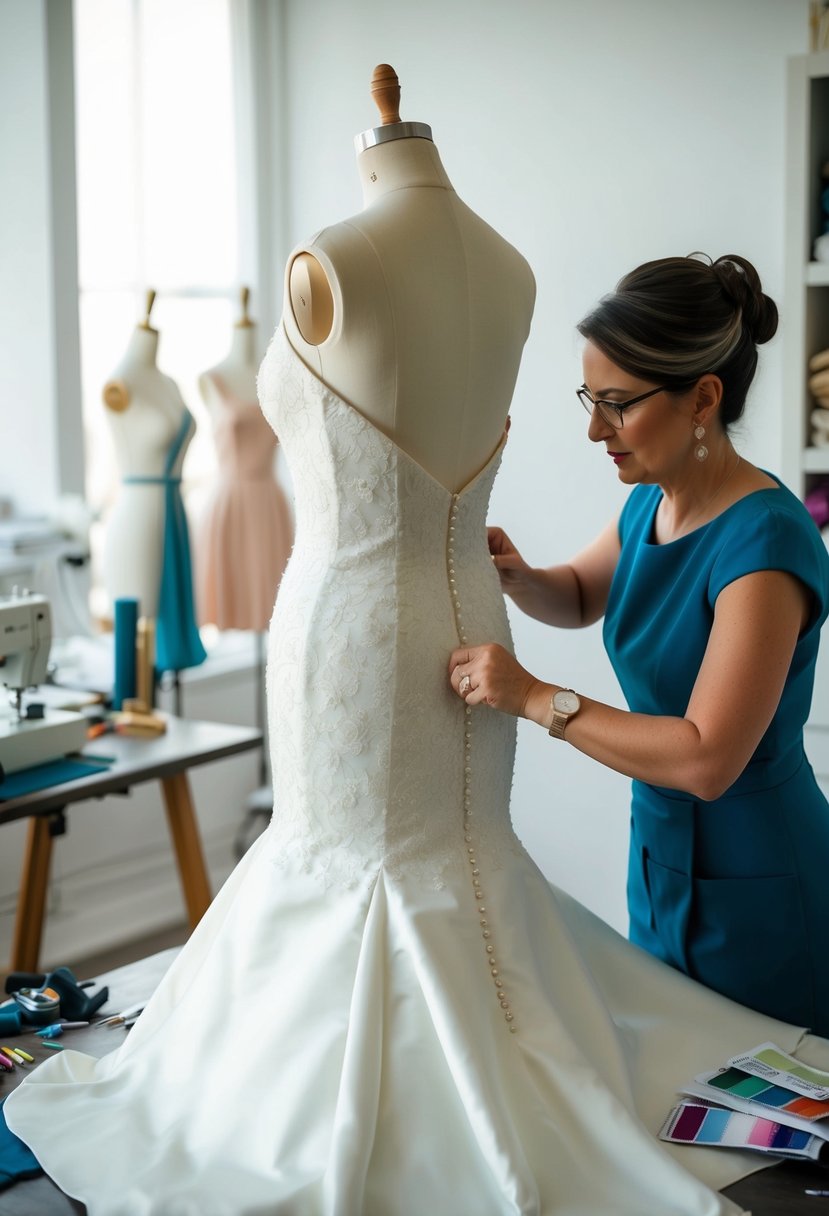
{"left": 283, "top": 64, "right": 536, "bottom": 494}
{"left": 195, "top": 287, "right": 294, "bottom": 632}
{"left": 103, "top": 291, "right": 206, "bottom": 678}
{"left": 198, "top": 287, "right": 259, "bottom": 417}
{"left": 102, "top": 292, "right": 190, "bottom": 617}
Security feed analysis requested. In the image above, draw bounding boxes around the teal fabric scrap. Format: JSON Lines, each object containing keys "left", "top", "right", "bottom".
{"left": 0, "top": 1098, "right": 42, "bottom": 1189}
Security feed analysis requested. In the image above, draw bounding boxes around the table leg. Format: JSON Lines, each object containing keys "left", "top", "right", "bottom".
{"left": 160, "top": 771, "right": 212, "bottom": 930}
{"left": 11, "top": 816, "right": 54, "bottom": 972}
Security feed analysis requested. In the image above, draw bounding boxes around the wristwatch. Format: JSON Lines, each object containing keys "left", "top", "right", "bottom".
{"left": 548, "top": 688, "right": 581, "bottom": 740}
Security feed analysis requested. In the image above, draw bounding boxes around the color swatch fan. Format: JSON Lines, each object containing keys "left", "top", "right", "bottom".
{"left": 661, "top": 1043, "right": 829, "bottom": 1164}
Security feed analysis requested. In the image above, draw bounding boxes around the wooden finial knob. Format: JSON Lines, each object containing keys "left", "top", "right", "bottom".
{"left": 237, "top": 285, "right": 253, "bottom": 327}
{"left": 371, "top": 64, "right": 400, "bottom": 125}
{"left": 141, "top": 288, "right": 156, "bottom": 329}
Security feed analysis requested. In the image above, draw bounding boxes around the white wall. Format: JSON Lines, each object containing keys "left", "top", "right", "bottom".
{"left": 280, "top": 0, "right": 809, "bottom": 930}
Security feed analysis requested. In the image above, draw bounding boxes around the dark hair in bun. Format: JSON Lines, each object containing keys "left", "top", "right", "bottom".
{"left": 709, "top": 254, "right": 778, "bottom": 346}
{"left": 577, "top": 252, "right": 778, "bottom": 430}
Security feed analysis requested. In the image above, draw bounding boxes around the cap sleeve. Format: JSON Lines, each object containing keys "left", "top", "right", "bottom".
{"left": 709, "top": 496, "right": 829, "bottom": 633}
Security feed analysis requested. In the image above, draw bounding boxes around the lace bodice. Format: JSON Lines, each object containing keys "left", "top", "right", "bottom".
{"left": 257, "top": 326, "right": 522, "bottom": 889}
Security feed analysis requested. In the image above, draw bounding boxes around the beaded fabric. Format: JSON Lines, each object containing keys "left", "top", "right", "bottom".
{"left": 258, "top": 326, "right": 521, "bottom": 894}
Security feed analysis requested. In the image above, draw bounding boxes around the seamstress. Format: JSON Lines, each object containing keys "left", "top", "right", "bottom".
{"left": 450, "top": 252, "right": 829, "bottom": 1034}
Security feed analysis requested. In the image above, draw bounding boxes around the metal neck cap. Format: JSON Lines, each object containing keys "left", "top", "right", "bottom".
{"left": 354, "top": 121, "right": 433, "bottom": 154}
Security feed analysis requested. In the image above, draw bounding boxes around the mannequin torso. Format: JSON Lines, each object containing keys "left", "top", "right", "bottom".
{"left": 283, "top": 135, "right": 535, "bottom": 492}
{"left": 194, "top": 316, "right": 293, "bottom": 631}
{"left": 198, "top": 323, "right": 260, "bottom": 418}
{"left": 102, "top": 325, "right": 193, "bottom": 616}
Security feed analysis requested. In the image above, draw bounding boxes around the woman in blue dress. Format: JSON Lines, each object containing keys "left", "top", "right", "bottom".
{"left": 449, "top": 252, "right": 829, "bottom": 1035}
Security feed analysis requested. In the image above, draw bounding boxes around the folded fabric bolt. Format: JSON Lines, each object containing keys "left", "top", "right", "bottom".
{"left": 812, "top": 408, "right": 829, "bottom": 431}
{"left": 805, "top": 483, "right": 829, "bottom": 529}
{"left": 811, "top": 430, "right": 829, "bottom": 448}
{"left": 0, "top": 1007, "right": 22, "bottom": 1037}
{"left": 809, "top": 348, "right": 829, "bottom": 374}
{"left": 0, "top": 1100, "right": 41, "bottom": 1190}
{"left": 0, "top": 757, "right": 112, "bottom": 802}
{"left": 809, "top": 368, "right": 829, "bottom": 394}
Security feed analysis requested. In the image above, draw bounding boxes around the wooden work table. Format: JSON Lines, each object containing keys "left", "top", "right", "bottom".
{"left": 0, "top": 717, "right": 262, "bottom": 972}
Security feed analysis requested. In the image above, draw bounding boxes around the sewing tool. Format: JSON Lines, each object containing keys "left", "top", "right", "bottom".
{"left": 35, "top": 1020, "right": 89, "bottom": 1038}
{"left": 11, "top": 986, "right": 60, "bottom": 1025}
{"left": 97, "top": 1002, "right": 145, "bottom": 1028}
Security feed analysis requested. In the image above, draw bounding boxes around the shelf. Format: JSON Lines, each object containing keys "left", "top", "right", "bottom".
{"left": 803, "top": 447, "right": 829, "bottom": 473}
{"left": 785, "top": 53, "right": 829, "bottom": 501}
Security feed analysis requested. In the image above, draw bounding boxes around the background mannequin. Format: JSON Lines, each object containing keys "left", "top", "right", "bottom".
{"left": 102, "top": 291, "right": 205, "bottom": 676}
{"left": 283, "top": 65, "right": 536, "bottom": 491}
{"left": 195, "top": 287, "right": 293, "bottom": 632}
{"left": 198, "top": 287, "right": 259, "bottom": 412}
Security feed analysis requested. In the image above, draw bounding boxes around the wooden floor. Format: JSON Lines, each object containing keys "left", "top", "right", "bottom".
{"left": 63, "top": 921, "right": 189, "bottom": 978}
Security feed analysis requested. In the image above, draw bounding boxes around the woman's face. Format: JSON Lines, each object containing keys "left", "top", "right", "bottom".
{"left": 581, "top": 341, "right": 697, "bottom": 486}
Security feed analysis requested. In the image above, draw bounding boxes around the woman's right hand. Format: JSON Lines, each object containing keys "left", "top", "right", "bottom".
{"left": 488, "top": 527, "right": 533, "bottom": 596}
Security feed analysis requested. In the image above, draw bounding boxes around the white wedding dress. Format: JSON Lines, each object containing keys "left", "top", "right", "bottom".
{"left": 7, "top": 326, "right": 829, "bottom": 1215}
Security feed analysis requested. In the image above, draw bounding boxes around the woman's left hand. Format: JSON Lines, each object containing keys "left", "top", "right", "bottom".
{"left": 448, "top": 643, "right": 550, "bottom": 721}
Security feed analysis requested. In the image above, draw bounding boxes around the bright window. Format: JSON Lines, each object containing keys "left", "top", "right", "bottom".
{"left": 73, "top": 0, "right": 239, "bottom": 617}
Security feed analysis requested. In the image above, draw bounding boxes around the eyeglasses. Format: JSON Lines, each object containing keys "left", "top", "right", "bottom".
{"left": 576, "top": 383, "right": 668, "bottom": 430}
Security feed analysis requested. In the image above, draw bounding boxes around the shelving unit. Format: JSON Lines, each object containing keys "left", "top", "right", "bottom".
{"left": 782, "top": 52, "right": 829, "bottom": 499}
{"left": 783, "top": 52, "right": 829, "bottom": 741}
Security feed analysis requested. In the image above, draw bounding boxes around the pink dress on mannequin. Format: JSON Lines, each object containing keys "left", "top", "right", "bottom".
{"left": 195, "top": 372, "right": 293, "bottom": 631}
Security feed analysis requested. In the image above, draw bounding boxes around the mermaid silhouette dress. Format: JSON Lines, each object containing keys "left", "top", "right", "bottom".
{"left": 195, "top": 372, "right": 293, "bottom": 632}
{"left": 124, "top": 407, "right": 206, "bottom": 674}
{"left": 6, "top": 325, "right": 829, "bottom": 1215}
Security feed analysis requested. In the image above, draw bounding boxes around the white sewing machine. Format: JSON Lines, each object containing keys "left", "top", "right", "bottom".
{"left": 0, "top": 592, "right": 88, "bottom": 776}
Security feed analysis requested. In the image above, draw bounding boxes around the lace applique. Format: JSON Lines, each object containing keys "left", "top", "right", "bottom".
{"left": 258, "top": 326, "right": 526, "bottom": 891}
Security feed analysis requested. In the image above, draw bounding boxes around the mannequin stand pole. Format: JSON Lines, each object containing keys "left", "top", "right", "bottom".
{"left": 158, "top": 669, "right": 183, "bottom": 718}
{"left": 233, "top": 631, "right": 272, "bottom": 858}
{"left": 256, "top": 630, "right": 267, "bottom": 787}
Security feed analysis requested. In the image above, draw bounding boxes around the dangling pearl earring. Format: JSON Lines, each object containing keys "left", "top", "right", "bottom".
{"left": 694, "top": 424, "right": 708, "bottom": 462}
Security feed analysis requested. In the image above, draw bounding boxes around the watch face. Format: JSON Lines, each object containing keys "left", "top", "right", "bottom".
{"left": 553, "top": 689, "right": 580, "bottom": 714}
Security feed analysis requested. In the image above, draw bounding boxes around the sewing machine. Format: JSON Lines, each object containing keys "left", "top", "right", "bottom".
{"left": 0, "top": 592, "right": 88, "bottom": 775}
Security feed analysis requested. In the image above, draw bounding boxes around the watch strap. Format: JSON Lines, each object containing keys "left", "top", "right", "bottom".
{"left": 548, "top": 709, "right": 569, "bottom": 740}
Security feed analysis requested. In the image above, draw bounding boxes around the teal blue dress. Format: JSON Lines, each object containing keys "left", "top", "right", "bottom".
{"left": 604, "top": 476, "right": 829, "bottom": 1034}
{"left": 124, "top": 409, "right": 207, "bottom": 675}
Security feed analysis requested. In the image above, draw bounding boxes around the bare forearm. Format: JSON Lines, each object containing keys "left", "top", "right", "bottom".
{"left": 506, "top": 565, "right": 586, "bottom": 628}
{"left": 458, "top": 572, "right": 806, "bottom": 806}
{"left": 523, "top": 682, "right": 718, "bottom": 800}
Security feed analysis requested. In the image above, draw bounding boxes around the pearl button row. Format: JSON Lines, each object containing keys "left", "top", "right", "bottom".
{"left": 448, "top": 494, "right": 517, "bottom": 1035}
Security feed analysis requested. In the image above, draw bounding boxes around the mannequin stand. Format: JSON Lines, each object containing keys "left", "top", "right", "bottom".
{"left": 159, "top": 669, "right": 183, "bottom": 718}
{"left": 233, "top": 631, "right": 272, "bottom": 858}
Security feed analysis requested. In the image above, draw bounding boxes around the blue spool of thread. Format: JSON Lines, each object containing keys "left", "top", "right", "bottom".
{"left": 113, "top": 597, "right": 139, "bottom": 710}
